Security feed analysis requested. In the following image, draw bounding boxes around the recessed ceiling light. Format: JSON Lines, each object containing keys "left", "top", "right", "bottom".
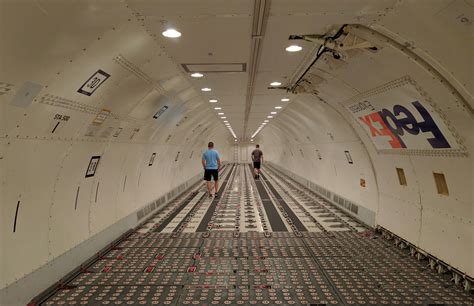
{"left": 262, "top": 123, "right": 267, "bottom": 125}
{"left": 191, "top": 72, "right": 203, "bottom": 78}
{"left": 270, "top": 81, "right": 281, "bottom": 86}
{"left": 281, "top": 98, "right": 290, "bottom": 102}
{"left": 218, "top": 112, "right": 224, "bottom": 115}
{"left": 270, "top": 112, "right": 277, "bottom": 115}
{"left": 162, "top": 29, "right": 181, "bottom": 38}
{"left": 285, "top": 45, "right": 302, "bottom": 52}
{"left": 214, "top": 107, "right": 221, "bottom": 110}
{"left": 209, "top": 99, "right": 218, "bottom": 103}
{"left": 221, "top": 116, "right": 227, "bottom": 119}
{"left": 275, "top": 106, "right": 283, "bottom": 109}
{"left": 267, "top": 116, "right": 273, "bottom": 119}
{"left": 250, "top": 139, "right": 254, "bottom": 141}
{"left": 201, "top": 87, "right": 211, "bottom": 92}
{"left": 264, "top": 120, "right": 269, "bottom": 123}
{"left": 223, "top": 120, "right": 228, "bottom": 123}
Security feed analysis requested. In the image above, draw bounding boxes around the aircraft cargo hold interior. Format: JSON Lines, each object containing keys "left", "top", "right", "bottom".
{"left": 0, "top": 0, "right": 473, "bottom": 305}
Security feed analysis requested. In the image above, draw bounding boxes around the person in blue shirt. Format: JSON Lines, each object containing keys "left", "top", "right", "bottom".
{"left": 202, "top": 141, "right": 221, "bottom": 197}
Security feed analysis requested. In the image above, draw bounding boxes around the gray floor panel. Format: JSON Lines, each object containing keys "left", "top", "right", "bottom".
{"left": 37, "top": 164, "right": 474, "bottom": 305}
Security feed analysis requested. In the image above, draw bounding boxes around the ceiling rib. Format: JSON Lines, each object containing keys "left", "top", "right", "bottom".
{"left": 242, "top": 0, "right": 271, "bottom": 140}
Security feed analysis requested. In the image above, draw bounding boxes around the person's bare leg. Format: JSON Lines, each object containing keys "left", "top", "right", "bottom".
{"left": 214, "top": 180, "right": 219, "bottom": 195}
{"left": 207, "top": 181, "right": 212, "bottom": 196}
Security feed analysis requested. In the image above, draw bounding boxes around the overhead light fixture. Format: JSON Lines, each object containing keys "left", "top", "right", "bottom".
{"left": 162, "top": 29, "right": 181, "bottom": 38}
{"left": 251, "top": 128, "right": 262, "bottom": 138}
{"left": 267, "top": 116, "right": 273, "bottom": 119}
{"left": 223, "top": 120, "right": 228, "bottom": 123}
{"left": 214, "top": 107, "right": 221, "bottom": 110}
{"left": 264, "top": 120, "right": 269, "bottom": 122}
{"left": 270, "top": 112, "right": 277, "bottom": 115}
{"left": 209, "top": 99, "right": 218, "bottom": 103}
{"left": 191, "top": 72, "right": 204, "bottom": 78}
{"left": 262, "top": 122, "right": 267, "bottom": 125}
{"left": 250, "top": 139, "right": 254, "bottom": 142}
{"left": 221, "top": 116, "right": 227, "bottom": 119}
{"left": 281, "top": 98, "right": 290, "bottom": 102}
{"left": 275, "top": 106, "right": 283, "bottom": 109}
{"left": 270, "top": 81, "right": 281, "bottom": 86}
{"left": 201, "top": 87, "right": 211, "bottom": 92}
{"left": 285, "top": 45, "right": 302, "bottom": 52}
{"left": 218, "top": 112, "right": 224, "bottom": 115}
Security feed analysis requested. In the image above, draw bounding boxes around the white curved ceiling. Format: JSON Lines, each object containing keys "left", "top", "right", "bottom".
{"left": 0, "top": 0, "right": 473, "bottom": 303}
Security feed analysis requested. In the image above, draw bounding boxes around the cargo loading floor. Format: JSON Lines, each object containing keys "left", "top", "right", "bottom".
{"left": 34, "top": 164, "right": 473, "bottom": 305}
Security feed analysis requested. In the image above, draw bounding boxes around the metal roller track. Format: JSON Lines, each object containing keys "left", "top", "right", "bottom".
{"left": 32, "top": 164, "right": 474, "bottom": 305}
{"left": 264, "top": 164, "right": 366, "bottom": 232}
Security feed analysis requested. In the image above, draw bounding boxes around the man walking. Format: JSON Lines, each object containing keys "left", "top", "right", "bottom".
{"left": 202, "top": 141, "right": 221, "bottom": 197}
{"left": 251, "top": 144, "right": 263, "bottom": 179}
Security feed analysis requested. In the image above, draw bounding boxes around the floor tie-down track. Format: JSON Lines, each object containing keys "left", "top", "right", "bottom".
{"left": 32, "top": 164, "right": 473, "bottom": 305}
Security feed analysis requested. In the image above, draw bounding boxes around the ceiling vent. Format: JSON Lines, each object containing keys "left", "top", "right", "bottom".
{"left": 181, "top": 63, "right": 246, "bottom": 73}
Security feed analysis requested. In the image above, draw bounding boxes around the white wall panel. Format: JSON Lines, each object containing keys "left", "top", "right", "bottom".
{"left": 413, "top": 155, "right": 473, "bottom": 275}
{"left": 49, "top": 142, "right": 104, "bottom": 258}
{"left": 0, "top": 0, "right": 233, "bottom": 291}
{"left": 88, "top": 145, "right": 127, "bottom": 235}
{"left": 1, "top": 140, "right": 67, "bottom": 288}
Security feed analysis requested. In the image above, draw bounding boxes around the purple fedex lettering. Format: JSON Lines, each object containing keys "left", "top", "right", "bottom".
{"left": 378, "top": 101, "right": 450, "bottom": 149}
{"left": 411, "top": 101, "right": 450, "bottom": 148}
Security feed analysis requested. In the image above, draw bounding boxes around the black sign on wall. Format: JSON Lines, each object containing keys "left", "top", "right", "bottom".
{"left": 344, "top": 150, "right": 353, "bottom": 164}
{"left": 149, "top": 153, "right": 156, "bottom": 166}
{"left": 78, "top": 69, "right": 110, "bottom": 96}
{"left": 153, "top": 105, "right": 169, "bottom": 119}
{"left": 85, "top": 156, "right": 101, "bottom": 177}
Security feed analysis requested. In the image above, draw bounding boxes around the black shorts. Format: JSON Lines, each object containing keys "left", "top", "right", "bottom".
{"left": 204, "top": 169, "right": 219, "bottom": 181}
{"left": 253, "top": 161, "right": 261, "bottom": 169}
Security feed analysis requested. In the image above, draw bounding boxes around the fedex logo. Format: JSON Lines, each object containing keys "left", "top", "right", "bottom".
{"left": 358, "top": 101, "right": 450, "bottom": 149}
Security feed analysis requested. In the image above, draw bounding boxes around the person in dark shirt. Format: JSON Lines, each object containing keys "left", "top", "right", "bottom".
{"left": 251, "top": 144, "right": 263, "bottom": 179}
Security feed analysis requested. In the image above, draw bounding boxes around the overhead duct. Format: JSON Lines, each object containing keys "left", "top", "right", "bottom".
{"left": 242, "top": 0, "right": 271, "bottom": 139}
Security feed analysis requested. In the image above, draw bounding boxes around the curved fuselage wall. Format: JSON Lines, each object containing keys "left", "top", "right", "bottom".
{"left": 259, "top": 2, "right": 473, "bottom": 277}
{"left": 0, "top": 1, "right": 232, "bottom": 292}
